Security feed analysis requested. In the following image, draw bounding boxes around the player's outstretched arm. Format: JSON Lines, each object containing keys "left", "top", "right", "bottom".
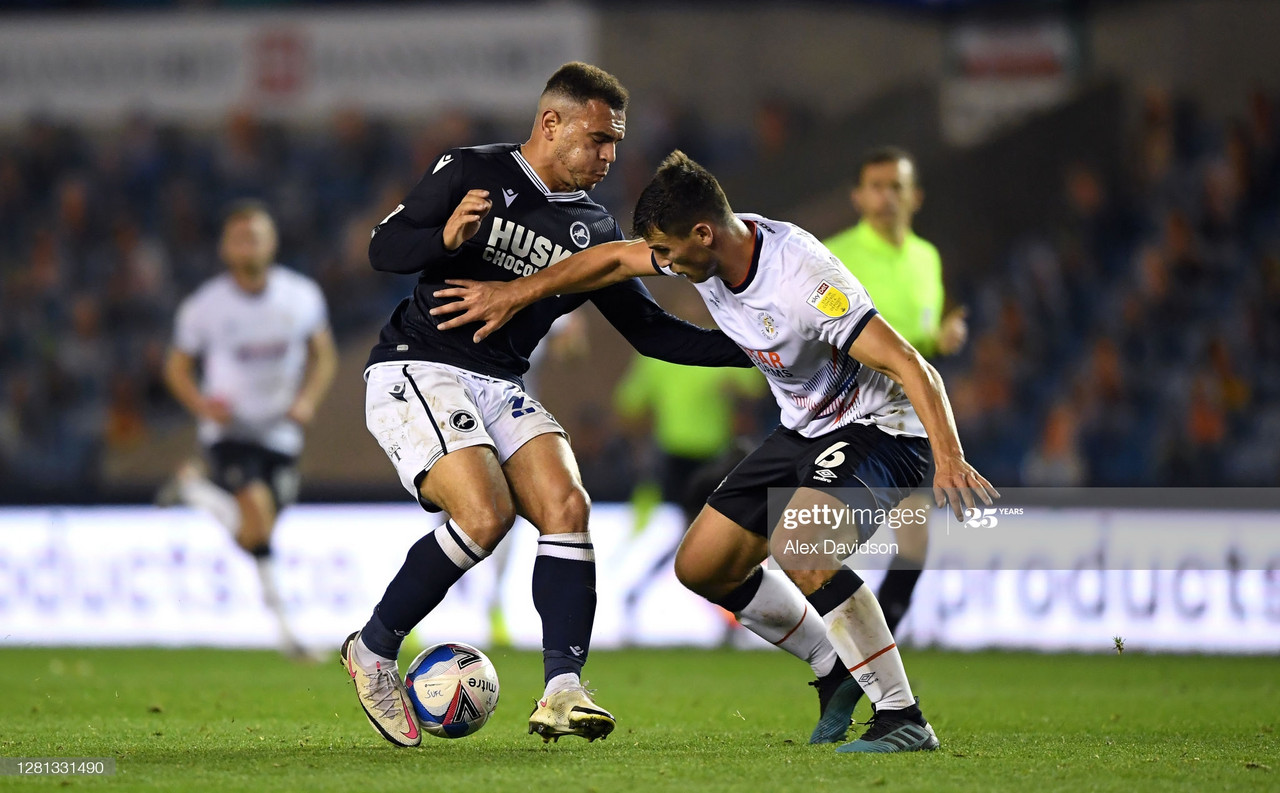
{"left": 430, "top": 238, "right": 655, "bottom": 342}
{"left": 846, "top": 315, "right": 999, "bottom": 518}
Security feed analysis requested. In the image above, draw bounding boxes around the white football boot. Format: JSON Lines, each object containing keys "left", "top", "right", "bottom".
{"left": 528, "top": 684, "right": 616, "bottom": 743}
{"left": 340, "top": 631, "right": 421, "bottom": 747}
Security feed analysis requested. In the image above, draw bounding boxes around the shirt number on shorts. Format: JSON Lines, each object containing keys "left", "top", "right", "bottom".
{"left": 814, "top": 441, "right": 850, "bottom": 470}
{"left": 510, "top": 396, "right": 536, "bottom": 419}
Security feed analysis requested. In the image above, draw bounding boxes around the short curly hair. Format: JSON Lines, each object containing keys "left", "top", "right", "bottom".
{"left": 632, "top": 150, "right": 733, "bottom": 239}
{"left": 542, "top": 62, "right": 629, "bottom": 112}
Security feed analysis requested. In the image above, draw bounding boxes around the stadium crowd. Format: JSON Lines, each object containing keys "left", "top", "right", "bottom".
{"left": 943, "top": 88, "right": 1280, "bottom": 488}
{"left": 1, "top": 88, "right": 1277, "bottom": 501}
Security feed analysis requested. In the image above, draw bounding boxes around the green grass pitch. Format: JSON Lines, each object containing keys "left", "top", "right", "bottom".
{"left": 0, "top": 646, "right": 1274, "bottom": 792}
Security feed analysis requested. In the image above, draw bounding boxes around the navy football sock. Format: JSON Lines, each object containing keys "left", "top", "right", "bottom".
{"left": 533, "top": 532, "right": 596, "bottom": 682}
{"left": 361, "top": 520, "right": 489, "bottom": 659}
{"left": 877, "top": 557, "right": 922, "bottom": 634}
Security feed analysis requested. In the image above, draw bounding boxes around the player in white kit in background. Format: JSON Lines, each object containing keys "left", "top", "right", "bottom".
{"left": 160, "top": 201, "right": 338, "bottom": 658}
{"left": 431, "top": 151, "right": 998, "bottom": 753}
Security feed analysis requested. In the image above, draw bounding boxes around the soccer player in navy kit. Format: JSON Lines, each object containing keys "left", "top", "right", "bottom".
{"left": 340, "top": 64, "right": 750, "bottom": 747}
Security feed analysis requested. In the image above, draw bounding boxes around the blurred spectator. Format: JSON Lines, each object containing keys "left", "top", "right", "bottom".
{"left": 1021, "top": 400, "right": 1088, "bottom": 487}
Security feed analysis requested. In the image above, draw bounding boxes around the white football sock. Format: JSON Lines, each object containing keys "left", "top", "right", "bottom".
{"left": 354, "top": 633, "right": 396, "bottom": 670}
{"left": 821, "top": 584, "right": 914, "bottom": 711}
{"left": 736, "top": 568, "right": 840, "bottom": 677}
{"left": 543, "top": 672, "right": 581, "bottom": 699}
{"left": 255, "top": 556, "right": 302, "bottom": 652}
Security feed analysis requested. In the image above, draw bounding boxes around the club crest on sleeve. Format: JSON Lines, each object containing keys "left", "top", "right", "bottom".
{"left": 806, "top": 281, "right": 850, "bottom": 318}
{"left": 758, "top": 311, "right": 778, "bottom": 340}
{"left": 570, "top": 221, "right": 591, "bottom": 248}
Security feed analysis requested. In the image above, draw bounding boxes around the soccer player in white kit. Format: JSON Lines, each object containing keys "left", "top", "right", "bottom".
{"left": 432, "top": 151, "right": 998, "bottom": 753}
{"left": 161, "top": 201, "right": 338, "bottom": 657}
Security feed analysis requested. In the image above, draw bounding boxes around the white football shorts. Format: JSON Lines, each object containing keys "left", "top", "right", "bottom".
{"left": 365, "top": 361, "right": 564, "bottom": 508}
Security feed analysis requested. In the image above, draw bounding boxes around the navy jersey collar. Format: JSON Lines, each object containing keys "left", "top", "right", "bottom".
{"left": 511, "top": 150, "right": 588, "bottom": 203}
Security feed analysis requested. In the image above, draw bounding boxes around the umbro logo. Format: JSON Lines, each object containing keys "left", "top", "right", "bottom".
{"left": 569, "top": 646, "right": 584, "bottom": 657}
{"left": 432, "top": 154, "right": 454, "bottom": 174}
{"left": 503, "top": 188, "right": 518, "bottom": 207}
{"left": 813, "top": 469, "right": 838, "bottom": 483}
{"left": 389, "top": 383, "right": 408, "bottom": 403}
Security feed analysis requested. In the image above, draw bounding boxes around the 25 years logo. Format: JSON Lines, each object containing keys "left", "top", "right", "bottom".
{"left": 960, "top": 506, "right": 1024, "bottom": 528}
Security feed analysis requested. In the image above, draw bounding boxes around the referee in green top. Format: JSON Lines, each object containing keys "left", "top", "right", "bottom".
{"left": 823, "top": 146, "right": 968, "bottom": 635}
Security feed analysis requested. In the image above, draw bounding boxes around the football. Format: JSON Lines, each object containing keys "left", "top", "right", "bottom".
{"left": 404, "top": 642, "right": 500, "bottom": 738}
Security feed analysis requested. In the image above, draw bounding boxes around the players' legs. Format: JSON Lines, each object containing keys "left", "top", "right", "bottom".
{"left": 357, "top": 445, "right": 514, "bottom": 663}
{"left": 672, "top": 504, "right": 768, "bottom": 600}
{"left": 771, "top": 486, "right": 936, "bottom": 752}
{"left": 181, "top": 442, "right": 305, "bottom": 657}
{"left": 877, "top": 491, "right": 931, "bottom": 633}
{"left": 776, "top": 425, "right": 930, "bottom": 723}
{"left": 231, "top": 478, "right": 306, "bottom": 657}
{"left": 355, "top": 363, "right": 519, "bottom": 666}
{"left": 680, "top": 430, "right": 846, "bottom": 678}
{"left": 674, "top": 503, "right": 844, "bottom": 686}
{"left": 233, "top": 480, "right": 275, "bottom": 553}
{"left": 158, "top": 456, "right": 238, "bottom": 533}
{"left": 343, "top": 435, "right": 513, "bottom": 749}
{"left": 502, "top": 433, "right": 595, "bottom": 691}
{"left": 502, "top": 432, "right": 614, "bottom": 742}
{"left": 774, "top": 487, "right": 916, "bottom": 710}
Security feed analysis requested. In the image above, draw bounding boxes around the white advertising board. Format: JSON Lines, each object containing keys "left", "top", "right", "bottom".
{"left": 0, "top": 504, "right": 1276, "bottom": 653}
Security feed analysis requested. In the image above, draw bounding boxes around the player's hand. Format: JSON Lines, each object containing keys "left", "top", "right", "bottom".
{"left": 200, "top": 396, "right": 233, "bottom": 424}
{"left": 936, "top": 306, "right": 969, "bottom": 356}
{"left": 287, "top": 398, "right": 317, "bottom": 426}
{"left": 430, "top": 279, "right": 524, "bottom": 343}
{"left": 932, "top": 456, "right": 999, "bottom": 521}
{"left": 442, "top": 190, "right": 492, "bottom": 251}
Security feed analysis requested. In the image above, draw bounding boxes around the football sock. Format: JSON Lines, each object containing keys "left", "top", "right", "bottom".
{"left": 806, "top": 566, "right": 915, "bottom": 712}
{"left": 254, "top": 553, "right": 302, "bottom": 653}
{"left": 352, "top": 633, "right": 393, "bottom": 670}
{"left": 716, "top": 566, "right": 841, "bottom": 678}
{"left": 543, "top": 672, "right": 581, "bottom": 699}
{"left": 533, "top": 532, "right": 596, "bottom": 683}
{"left": 877, "top": 557, "right": 923, "bottom": 634}
{"left": 178, "top": 471, "right": 239, "bottom": 534}
{"left": 361, "top": 520, "right": 489, "bottom": 659}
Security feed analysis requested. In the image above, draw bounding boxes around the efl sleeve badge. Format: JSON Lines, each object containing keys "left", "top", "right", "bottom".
{"left": 805, "top": 281, "right": 850, "bottom": 318}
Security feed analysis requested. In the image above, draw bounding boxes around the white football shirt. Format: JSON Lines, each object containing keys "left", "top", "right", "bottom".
{"left": 173, "top": 267, "right": 329, "bottom": 455}
{"left": 656, "top": 214, "right": 925, "bottom": 439}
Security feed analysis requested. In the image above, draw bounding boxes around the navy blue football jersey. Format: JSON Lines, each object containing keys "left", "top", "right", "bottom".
{"left": 367, "top": 143, "right": 749, "bottom": 385}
